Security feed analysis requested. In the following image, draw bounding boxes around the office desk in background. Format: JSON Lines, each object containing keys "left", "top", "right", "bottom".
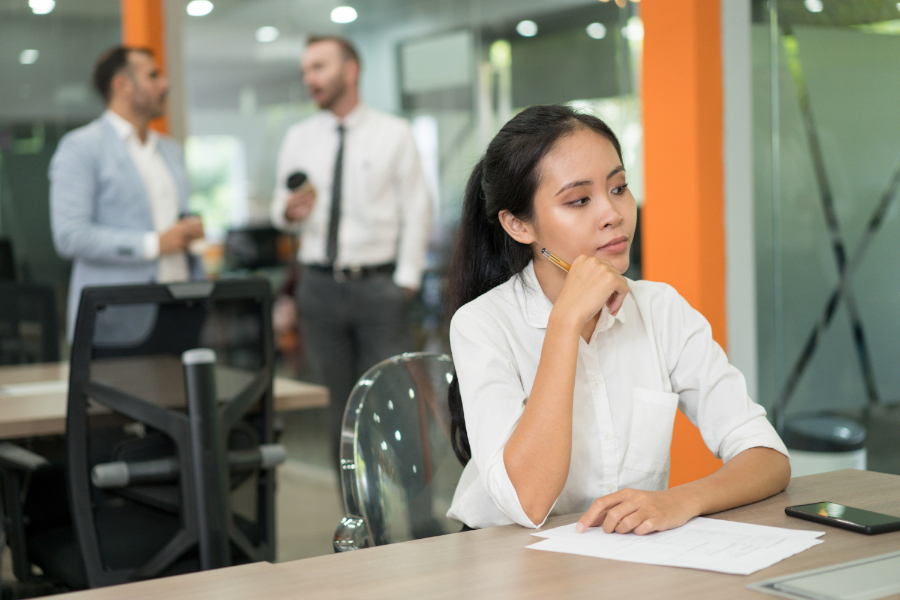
{"left": 0, "top": 360, "right": 329, "bottom": 440}
{"left": 49, "top": 470, "right": 900, "bottom": 600}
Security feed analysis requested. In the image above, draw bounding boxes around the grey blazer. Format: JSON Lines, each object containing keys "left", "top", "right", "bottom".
{"left": 49, "top": 116, "right": 202, "bottom": 341}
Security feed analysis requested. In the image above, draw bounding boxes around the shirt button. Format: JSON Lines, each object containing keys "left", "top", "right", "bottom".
{"left": 605, "top": 484, "right": 616, "bottom": 495}
{"left": 602, "top": 431, "right": 614, "bottom": 442}
{"left": 591, "top": 381, "right": 601, "bottom": 390}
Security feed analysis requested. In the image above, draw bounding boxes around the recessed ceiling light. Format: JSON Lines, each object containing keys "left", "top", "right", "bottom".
{"left": 331, "top": 6, "right": 357, "bottom": 24}
{"left": 622, "top": 17, "right": 644, "bottom": 41}
{"left": 804, "top": 0, "right": 823, "bottom": 13}
{"left": 186, "top": 0, "right": 214, "bottom": 17}
{"left": 19, "top": 49, "right": 40, "bottom": 65}
{"left": 29, "top": 0, "right": 54, "bottom": 15}
{"left": 256, "top": 26, "right": 279, "bottom": 43}
{"left": 489, "top": 40, "right": 511, "bottom": 69}
{"left": 586, "top": 22, "right": 607, "bottom": 40}
{"left": 516, "top": 20, "right": 538, "bottom": 38}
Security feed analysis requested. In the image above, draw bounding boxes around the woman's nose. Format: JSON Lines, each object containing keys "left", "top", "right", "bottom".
{"left": 596, "top": 196, "right": 623, "bottom": 229}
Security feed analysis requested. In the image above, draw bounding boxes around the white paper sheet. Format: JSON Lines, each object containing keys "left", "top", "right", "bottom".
{"left": 528, "top": 517, "right": 824, "bottom": 575}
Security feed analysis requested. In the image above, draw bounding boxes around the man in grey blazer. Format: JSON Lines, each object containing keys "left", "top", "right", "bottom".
{"left": 50, "top": 46, "right": 204, "bottom": 341}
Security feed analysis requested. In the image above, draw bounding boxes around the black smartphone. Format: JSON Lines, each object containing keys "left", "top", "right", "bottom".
{"left": 785, "top": 501, "right": 900, "bottom": 535}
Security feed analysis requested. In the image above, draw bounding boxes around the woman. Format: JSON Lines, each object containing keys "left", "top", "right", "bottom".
{"left": 445, "top": 105, "right": 789, "bottom": 533}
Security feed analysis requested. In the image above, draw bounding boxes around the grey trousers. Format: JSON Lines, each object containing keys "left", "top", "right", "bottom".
{"left": 297, "top": 268, "right": 412, "bottom": 470}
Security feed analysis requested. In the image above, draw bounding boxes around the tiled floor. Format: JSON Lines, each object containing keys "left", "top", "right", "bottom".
{"left": 275, "top": 406, "right": 344, "bottom": 562}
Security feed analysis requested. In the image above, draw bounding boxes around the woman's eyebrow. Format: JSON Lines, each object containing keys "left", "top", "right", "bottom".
{"left": 555, "top": 180, "right": 592, "bottom": 196}
{"left": 607, "top": 165, "right": 625, "bottom": 180}
{"left": 554, "top": 166, "right": 626, "bottom": 196}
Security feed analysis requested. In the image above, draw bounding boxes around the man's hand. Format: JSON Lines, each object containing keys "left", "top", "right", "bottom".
{"left": 575, "top": 488, "right": 698, "bottom": 536}
{"left": 284, "top": 187, "right": 316, "bottom": 222}
{"left": 160, "top": 216, "right": 204, "bottom": 255}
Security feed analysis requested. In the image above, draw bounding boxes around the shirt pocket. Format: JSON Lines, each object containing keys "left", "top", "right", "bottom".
{"left": 624, "top": 387, "right": 680, "bottom": 474}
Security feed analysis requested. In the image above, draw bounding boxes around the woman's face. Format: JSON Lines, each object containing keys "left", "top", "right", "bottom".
{"left": 525, "top": 127, "right": 637, "bottom": 274}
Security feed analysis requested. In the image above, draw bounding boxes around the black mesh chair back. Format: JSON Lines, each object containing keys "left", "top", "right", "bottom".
{"left": 31, "top": 279, "right": 279, "bottom": 589}
{"left": 0, "top": 282, "right": 59, "bottom": 365}
{"left": 0, "top": 238, "right": 14, "bottom": 280}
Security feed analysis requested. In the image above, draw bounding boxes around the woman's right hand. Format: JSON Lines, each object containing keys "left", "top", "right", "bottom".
{"left": 553, "top": 255, "right": 631, "bottom": 327}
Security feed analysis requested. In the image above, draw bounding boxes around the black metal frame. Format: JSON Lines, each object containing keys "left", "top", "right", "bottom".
{"left": 65, "top": 279, "right": 276, "bottom": 587}
{"left": 0, "top": 281, "right": 60, "bottom": 365}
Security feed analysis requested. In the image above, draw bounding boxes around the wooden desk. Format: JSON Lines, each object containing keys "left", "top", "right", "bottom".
{"left": 51, "top": 470, "right": 900, "bottom": 600}
{"left": 0, "top": 361, "right": 328, "bottom": 440}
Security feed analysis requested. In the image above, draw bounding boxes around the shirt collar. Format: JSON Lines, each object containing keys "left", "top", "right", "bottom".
{"left": 104, "top": 109, "right": 158, "bottom": 150}
{"left": 513, "top": 260, "right": 627, "bottom": 332}
{"left": 323, "top": 102, "right": 366, "bottom": 130}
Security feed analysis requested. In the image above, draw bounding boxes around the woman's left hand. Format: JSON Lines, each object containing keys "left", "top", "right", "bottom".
{"left": 575, "top": 488, "right": 698, "bottom": 535}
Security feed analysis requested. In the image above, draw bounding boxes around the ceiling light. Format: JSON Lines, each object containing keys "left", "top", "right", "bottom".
{"left": 256, "top": 26, "right": 279, "bottom": 43}
{"left": 29, "top": 0, "right": 54, "bottom": 14}
{"left": 330, "top": 6, "right": 357, "bottom": 24}
{"left": 489, "top": 40, "right": 511, "bottom": 69}
{"left": 186, "top": 0, "right": 213, "bottom": 17}
{"left": 516, "top": 20, "right": 538, "bottom": 38}
{"left": 622, "top": 17, "right": 644, "bottom": 41}
{"left": 897, "top": 1, "right": 900, "bottom": 12}
{"left": 804, "top": 0, "right": 823, "bottom": 13}
{"left": 19, "top": 49, "right": 40, "bottom": 65}
{"left": 586, "top": 22, "right": 607, "bottom": 40}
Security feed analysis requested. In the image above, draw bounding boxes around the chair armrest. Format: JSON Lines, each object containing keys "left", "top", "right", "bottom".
{"left": 333, "top": 516, "right": 369, "bottom": 552}
{"left": 0, "top": 442, "right": 49, "bottom": 582}
{"left": 0, "top": 442, "right": 50, "bottom": 472}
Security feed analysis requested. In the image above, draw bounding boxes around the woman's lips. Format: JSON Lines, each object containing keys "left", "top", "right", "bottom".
{"left": 599, "top": 237, "right": 628, "bottom": 254}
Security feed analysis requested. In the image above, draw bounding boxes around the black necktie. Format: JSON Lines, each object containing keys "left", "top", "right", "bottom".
{"left": 326, "top": 124, "right": 345, "bottom": 266}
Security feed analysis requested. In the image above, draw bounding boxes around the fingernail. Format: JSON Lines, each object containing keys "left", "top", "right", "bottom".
{"left": 575, "top": 522, "right": 585, "bottom": 533}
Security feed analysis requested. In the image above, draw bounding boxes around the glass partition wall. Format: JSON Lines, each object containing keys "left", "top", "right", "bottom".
{"left": 0, "top": 3, "right": 120, "bottom": 340}
{"left": 752, "top": 0, "right": 900, "bottom": 473}
{"left": 182, "top": 0, "right": 644, "bottom": 354}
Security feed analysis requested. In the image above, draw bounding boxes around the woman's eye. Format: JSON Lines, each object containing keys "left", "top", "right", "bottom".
{"left": 569, "top": 197, "right": 589, "bottom": 206}
{"left": 611, "top": 183, "right": 630, "bottom": 196}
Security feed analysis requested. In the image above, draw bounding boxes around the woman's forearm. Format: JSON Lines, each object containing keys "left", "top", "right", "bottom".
{"left": 503, "top": 311, "right": 582, "bottom": 524}
{"left": 670, "top": 447, "right": 791, "bottom": 518}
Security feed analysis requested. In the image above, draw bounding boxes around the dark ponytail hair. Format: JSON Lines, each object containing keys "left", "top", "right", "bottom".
{"left": 446, "top": 104, "right": 623, "bottom": 465}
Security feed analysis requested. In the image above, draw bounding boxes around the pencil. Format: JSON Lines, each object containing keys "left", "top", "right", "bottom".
{"left": 540, "top": 248, "right": 571, "bottom": 273}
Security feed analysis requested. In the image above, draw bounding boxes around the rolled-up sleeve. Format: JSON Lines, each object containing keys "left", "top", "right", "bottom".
{"left": 270, "top": 129, "right": 304, "bottom": 232}
{"left": 450, "top": 305, "right": 551, "bottom": 529}
{"left": 655, "top": 286, "right": 789, "bottom": 463}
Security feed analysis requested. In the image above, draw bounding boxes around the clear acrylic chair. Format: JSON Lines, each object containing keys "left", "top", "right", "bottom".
{"left": 333, "top": 352, "right": 463, "bottom": 551}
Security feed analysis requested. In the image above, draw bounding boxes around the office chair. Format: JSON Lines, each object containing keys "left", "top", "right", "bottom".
{"left": 0, "top": 279, "right": 284, "bottom": 590}
{"left": 0, "top": 238, "right": 14, "bottom": 280}
{"left": 0, "top": 282, "right": 60, "bottom": 365}
{"left": 333, "top": 353, "right": 463, "bottom": 551}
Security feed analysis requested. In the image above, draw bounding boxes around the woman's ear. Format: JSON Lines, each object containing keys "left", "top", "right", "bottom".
{"left": 498, "top": 210, "right": 536, "bottom": 245}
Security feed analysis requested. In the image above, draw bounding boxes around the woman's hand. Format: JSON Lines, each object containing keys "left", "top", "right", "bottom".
{"left": 553, "top": 255, "right": 631, "bottom": 328}
{"left": 575, "top": 488, "right": 699, "bottom": 535}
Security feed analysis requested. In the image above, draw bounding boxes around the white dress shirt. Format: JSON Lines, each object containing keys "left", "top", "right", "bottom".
{"left": 447, "top": 262, "right": 788, "bottom": 530}
{"left": 270, "top": 104, "right": 431, "bottom": 290}
{"left": 104, "top": 110, "right": 188, "bottom": 283}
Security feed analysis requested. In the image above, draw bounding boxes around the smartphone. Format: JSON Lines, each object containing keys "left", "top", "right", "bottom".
{"left": 785, "top": 501, "right": 900, "bottom": 535}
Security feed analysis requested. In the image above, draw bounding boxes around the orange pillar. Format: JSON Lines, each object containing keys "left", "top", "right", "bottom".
{"left": 642, "top": 0, "right": 725, "bottom": 486}
{"left": 121, "top": 0, "right": 168, "bottom": 134}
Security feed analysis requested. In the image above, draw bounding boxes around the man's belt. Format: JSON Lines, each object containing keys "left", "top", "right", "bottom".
{"left": 306, "top": 262, "right": 395, "bottom": 283}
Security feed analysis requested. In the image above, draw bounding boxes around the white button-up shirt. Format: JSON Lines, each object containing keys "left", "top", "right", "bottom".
{"left": 270, "top": 104, "right": 431, "bottom": 290}
{"left": 104, "top": 110, "right": 188, "bottom": 283}
{"left": 447, "top": 262, "right": 788, "bottom": 530}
